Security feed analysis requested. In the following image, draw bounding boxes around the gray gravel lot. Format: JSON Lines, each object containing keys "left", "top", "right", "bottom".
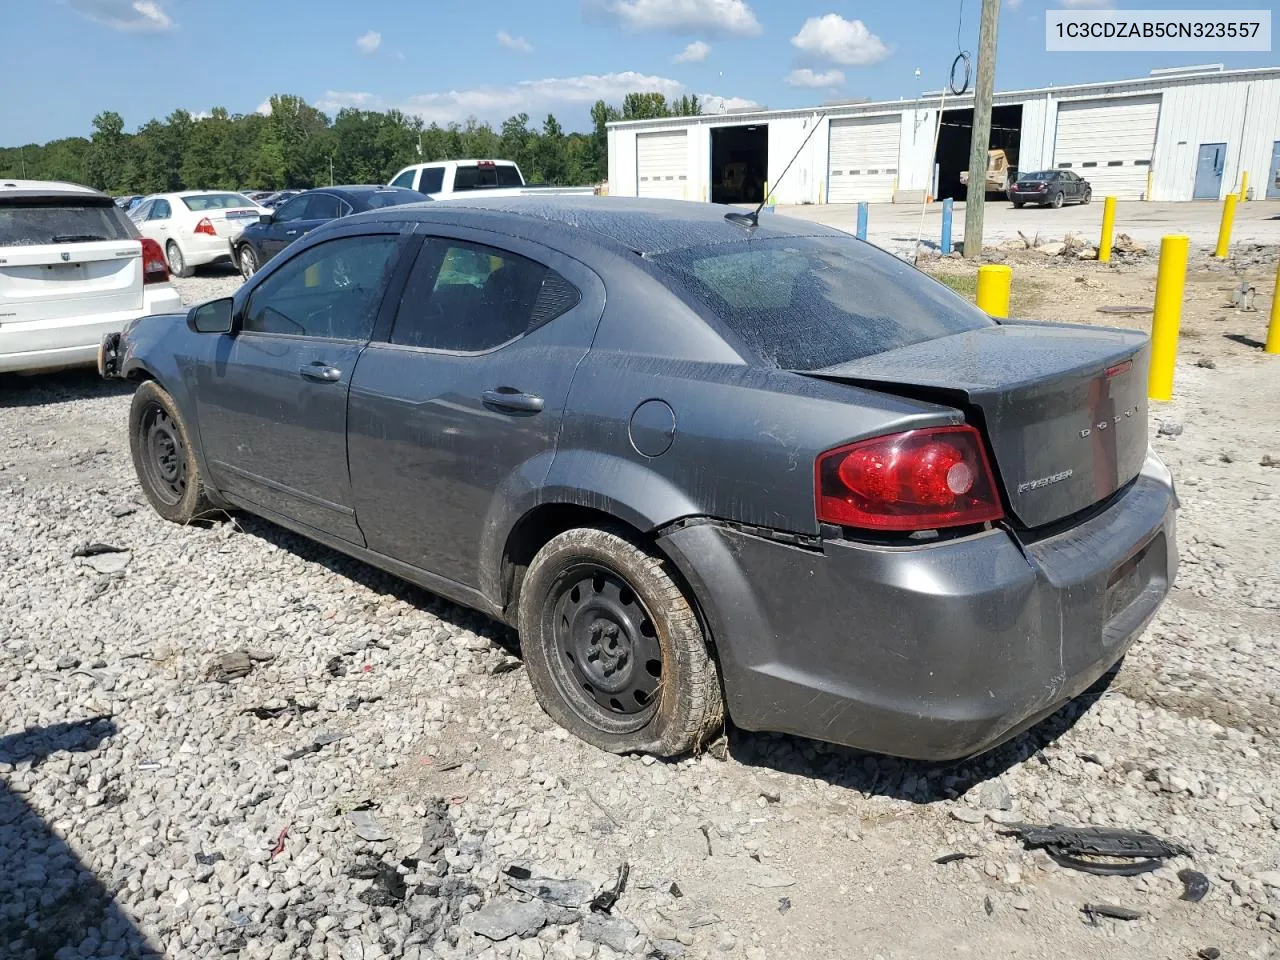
{"left": 1, "top": 254, "right": 1279, "bottom": 960}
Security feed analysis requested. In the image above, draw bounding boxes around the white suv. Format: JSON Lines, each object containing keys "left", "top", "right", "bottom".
{"left": 0, "top": 179, "right": 182, "bottom": 374}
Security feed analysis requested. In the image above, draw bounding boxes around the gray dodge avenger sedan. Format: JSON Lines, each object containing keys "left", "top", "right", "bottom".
{"left": 99, "top": 196, "right": 1177, "bottom": 761}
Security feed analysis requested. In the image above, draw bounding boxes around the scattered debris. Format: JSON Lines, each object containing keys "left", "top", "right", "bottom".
{"left": 1082, "top": 903, "right": 1143, "bottom": 924}
{"left": 346, "top": 809, "right": 392, "bottom": 843}
{"left": 1178, "top": 869, "right": 1211, "bottom": 903}
{"left": 345, "top": 694, "right": 384, "bottom": 711}
{"left": 1196, "top": 358, "right": 1217, "bottom": 369}
{"left": 1158, "top": 421, "right": 1185, "bottom": 438}
{"left": 591, "top": 862, "right": 629, "bottom": 914}
{"left": 357, "top": 862, "right": 408, "bottom": 906}
{"left": 284, "top": 731, "right": 348, "bottom": 761}
{"left": 490, "top": 657, "right": 522, "bottom": 675}
{"left": 935, "top": 853, "right": 976, "bottom": 866}
{"left": 705, "top": 734, "right": 729, "bottom": 761}
{"left": 242, "top": 698, "right": 317, "bottom": 721}
{"left": 581, "top": 913, "right": 640, "bottom": 952}
{"left": 1198, "top": 948, "right": 1222, "bottom": 960}
{"left": 1113, "top": 234, "right": 1146, "bottom": 256}
{"left": 984, "top": 896, "right": 994, "bottom": 916}
{"left": 108, "top": 503, "right": 137, "bottom": 518}
{"left": 506, "top": 872, "right": 595, "bottom": 909}
{"left": 137, "top": 759, "right": 161, "bottom": 772}
{"left": 268, "top": 827, "right": 288, "bottom": 859}
{"left": 1261, "top": 454, "right": 1279, "bottom": 468}
{"left": 71, "top": 542, "right": 128, "bottom": 558}
{"left": 668, "top": 882, "right": 684, "bottom": 898}
{"left": 1002, "top": 824, "right": 1186, "bottom": 876}
{"left": 503, "top": 865, "right": 532, "bottom": 881}
{"left": 195, "top": 851, "right": 224, "bottom": 866}
{"left": 1097, "top": 305, "right": 1153, "bottom": 315}
{"left": 470, "top": 897, "right": 549, "bottom": 941}
{"left": 325, "top": 655, "right": 348, "bottom": 677}
{"left": 412, "top": 798, "right": 456, "bottom": 862}
{"left": 209, "top": 651, "right": 253, "bottom": 683}
{"left": 688, "top": 913, "right": 720, "bottom": 929}
{"left": 777, "top": 897, "right": 791, "bottom": 914}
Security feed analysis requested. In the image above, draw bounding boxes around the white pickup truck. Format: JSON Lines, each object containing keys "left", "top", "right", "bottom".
{"left": 387, "top": 159, "right": 598, "bottom": 200}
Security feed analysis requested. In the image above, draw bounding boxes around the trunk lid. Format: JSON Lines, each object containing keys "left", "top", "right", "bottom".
{"left": 206, "top": 208, "right": 260, "bottom": 238}
{"left": 0, "top": 239, "right": 144, "bottom": 323}
{"left": 805, "top": 322, "right": 1150, "bottom": 529}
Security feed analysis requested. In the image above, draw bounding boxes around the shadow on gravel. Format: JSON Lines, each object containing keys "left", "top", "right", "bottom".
{"left": 1224, "top": 333, "right": 1266, "bottom": 350}
{"left": 0, "top": 368, "right": 135, "bottom": 409}
{"left": 729, "top": 665, "right": 1120, "bottom": 805}
{"left": 0, "top": 717, "right": 160, "bottom": 959}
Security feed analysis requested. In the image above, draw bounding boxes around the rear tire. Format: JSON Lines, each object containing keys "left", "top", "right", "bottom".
{"left": 129, "top": 381, "right": 214, "bottom": 524}
{"left": 238, "top": 244, "right": 259, "bottom": 279}
{"left": 518, "top": 528, "right": 724, "bottom": 757}
{"left": 166, "top": 241, "right": 193, "bottom": 279}
{"left": 1051, "top": 191, "right": 1064, "bottom": 209}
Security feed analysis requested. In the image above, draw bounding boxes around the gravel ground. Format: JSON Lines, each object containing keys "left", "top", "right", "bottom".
{"left": 2, "top": 250, "right": 1279, "bottom": 960}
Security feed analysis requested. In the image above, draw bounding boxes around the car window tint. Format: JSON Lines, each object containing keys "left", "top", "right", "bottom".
{"left": 390, "top": 170, "right": 416, "bottom": 189}
{"left": 151, "top": 200, "right": 171, "bottom": 220}
{"left": 243, "top": 235, "right": 400, "bottom": 341}
{"left": 420, "top": 167, "right": 445, "bottom": 193}
{"left": 130, "top": 200, "right": 153, "bottom": 221}
{"left": 273, "top": 196, "right": 309, "bottom": 223}
{"left": 365, "top": 190, "right": 420, "bottom": 210}
{"left": 651, "top": 236, "right": 993, "bottom": 371}
{"left": 181, "top": 193, "right": 255, "bottom": 211}
{"left": 304, "top": 194, "right": 344, "bottom": 219}
{"left": 389, "top": 239, "right": 579, "bottom": 352}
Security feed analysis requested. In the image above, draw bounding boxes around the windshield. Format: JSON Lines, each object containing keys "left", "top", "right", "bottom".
{"left": 650, "top": 236, "right": 994, "bottom": 370}
{"left": 0, "top": 201, "right": 137, "bottom": 246}
{"left": 182, "top": 193, "right": 257, "bottom": 211}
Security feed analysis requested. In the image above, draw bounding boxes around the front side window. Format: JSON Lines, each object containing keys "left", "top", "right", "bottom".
{"left": 389, "top": 238, "right": 579, "bottom": 352}
{"left": 244, "top": 235, "right": 400, "bottom": 340}
{"left": 303, "top": 194, "right": 344, "bottom": 220}
{"left": 273, "top": 195, "right": 310, "bottom": 223}
{"left": 390, "top": 169, "right": 416, "bottom": 189}
{"left": 650, "top": 236, "right": 994, "bottom": 371}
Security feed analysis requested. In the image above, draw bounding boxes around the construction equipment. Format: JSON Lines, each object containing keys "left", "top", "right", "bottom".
{"left": 961, "top": 148, "right": 1017, "bottom": 194}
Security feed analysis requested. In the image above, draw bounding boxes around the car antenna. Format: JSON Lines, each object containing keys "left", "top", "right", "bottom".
{"left": 725, "top": 112, "right": 827, "bottom": 229}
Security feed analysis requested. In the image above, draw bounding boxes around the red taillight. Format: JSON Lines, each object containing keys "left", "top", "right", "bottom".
{"left": 139, "top": 238, "right": 169, "bottom": 285}
{"left": 194, "top": 217, "right": 216, "bottom": 236}
{"left": 815, "top": 426, "right": 1004, "bottom": 532}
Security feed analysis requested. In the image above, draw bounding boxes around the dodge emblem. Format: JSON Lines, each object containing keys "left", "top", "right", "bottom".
{"left": 61, "top": 252, "right": 71, "bottom": 262}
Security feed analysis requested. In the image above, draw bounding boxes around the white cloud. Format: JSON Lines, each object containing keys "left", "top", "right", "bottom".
{"left": 785, "top": 68, "right": 845, "bottom": 88}
{"left": 674, "top": 40, "right": 711, "bottom": 62}
{"left": 318, "top": 71, "right": 690, "bottom": 125}
{"left": 791, "top": 14, "right": 889, "bottom": 66}
{"left": 356, "top": 30, "right": 382, "bottom": 54}
{"left": 256, "top": 99, "right": 273, "bottom": 116}
{"left": 496, "top": 31, "right": 534, "bottom": 52}
{"left": 698, "top": 93, "right": 760, "bottom": 114}
{"left": 593, "top": 0, "right": 761, "bottom": 37}
{"left": 65, "top": 0, "right": 173, "bottom": 32}
{"left": 191, "top": 110, "right": 212, "bottom": 121}
{"left": 1006, "top": 0, "right": 1023, "bottom": 8}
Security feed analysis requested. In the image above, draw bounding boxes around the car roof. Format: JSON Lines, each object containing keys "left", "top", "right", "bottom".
{"left": 0, "top": 179, "right": 111, "bottom": 203}
{"left": 309, "top": 185, "right": 422, "bottom": 201}
{"left": 353, "top": 195, "right": 849, "bottom": 256}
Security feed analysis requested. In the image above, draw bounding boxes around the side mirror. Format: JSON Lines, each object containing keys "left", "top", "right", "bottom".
{"left": 188, "top": 297, "right": 235, "bottom": 334}
{"left": 259, "top": 212, "right": 273, "bottom": 224}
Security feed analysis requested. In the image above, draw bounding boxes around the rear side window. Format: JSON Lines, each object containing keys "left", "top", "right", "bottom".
{"left": 650, "top": 236, "right": 993, "bottom": 371}
{"left": 150, "top": 200, "right": 171, "bottom": 220}
{"left": 0, "top": 200, "right": 137, "bottom": 246}
{"left": 182, "top": 193, "right": 256, "bottom": 211}
{"left": 390, "top": 238, "right": 580, "bottom": 352}
{"left": 419, "top": 168, "right": 445, "bottom": 193}
{"left": 365, "top": 190, "right": 424, "bottom": 210}
{"left": 452, "top": 164, "right": 522, "bottom": 191}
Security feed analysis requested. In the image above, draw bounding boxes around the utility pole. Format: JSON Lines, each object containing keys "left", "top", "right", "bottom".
{"left": 963, "top": 0, "right": 1001, "bottom": 259}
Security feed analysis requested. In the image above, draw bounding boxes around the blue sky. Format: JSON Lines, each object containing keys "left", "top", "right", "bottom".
{"left": 2, "top": 0, "right": 1274, "bottom": 144}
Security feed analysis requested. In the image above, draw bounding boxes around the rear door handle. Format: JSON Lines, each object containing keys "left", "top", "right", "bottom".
{"left": 285, "top": 229, "right": 298, "bottom": 236}
{"left": 299, "top": 363, "right": 342, "bottom": 382}
{"left": 482, "top": 388, "right": 544, "bottom": 413}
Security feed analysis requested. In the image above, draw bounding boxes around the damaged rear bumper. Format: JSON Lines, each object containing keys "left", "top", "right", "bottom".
{"left": 98, "top": 332, "right": 123, "bottom": 379}
{"left": 657, "top": 452, "right": 1177, "bottom": 762}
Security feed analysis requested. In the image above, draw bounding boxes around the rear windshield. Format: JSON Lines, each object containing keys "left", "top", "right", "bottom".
{"left": 0, "top": 200, "right": 138, "bottom": 246}
{"left": 453, "top": 164, "right": 523, "bottom": 191}
{"left": 182, "top": 193, "right": 256, "bottom": 211}
{"left": 650, "top": 236, "right": 994, "bottom": 370}
{"left": 363, "top": 189, "right": 427, "bottom": 209}
{"left": 1018, "top": 172, "right": 1056, "bottom": 180}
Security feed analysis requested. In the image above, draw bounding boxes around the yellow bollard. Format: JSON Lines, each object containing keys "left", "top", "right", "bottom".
{"left": 976, "top": 264, "right": 1012, "bottom": 319}
{"left": 1148, "top": 235, "right": 1189, "bottom": 401}
{"left": 1098, "top": 196, "right": 1117, "bottom": 263}
{"left": 1238, "top": 170, "right": 1248, "bottom": 202}
{"left": 1266, "top": 260, "right": 1280, "bottom": 355}
{"left": 1214, "top": 194, "right": 1237, "bottom": 258}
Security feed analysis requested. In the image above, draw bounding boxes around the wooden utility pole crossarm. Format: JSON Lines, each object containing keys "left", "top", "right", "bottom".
{"left": 963, "top": 0, "right": 1001, "bottom": 259}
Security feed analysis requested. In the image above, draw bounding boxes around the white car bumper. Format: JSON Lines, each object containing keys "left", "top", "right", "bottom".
{"left": 182, "top": 233, "right": 239, "bottom": 268}
{"left": 0, "top": 284, "right": 183, "bottom": 374}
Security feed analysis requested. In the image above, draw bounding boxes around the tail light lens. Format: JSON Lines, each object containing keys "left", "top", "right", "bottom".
{"left": 816, "top": 426, "right": 1004, "bottom": 532}
{"left": 139, "top": 238, "right": 169, "bottom": 285}
{"left": 194, "top": 217, "right": 216, "bottom": 236}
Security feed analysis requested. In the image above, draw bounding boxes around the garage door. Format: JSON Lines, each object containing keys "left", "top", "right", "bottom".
{"left": 827, "top": 116, "right": 902, "bottom": 203}
{"left": 1053, "top": 96, "right": 1160, "bottom": 200}
{"left": 637, "top": 131, "right": 689, "bottom": 200}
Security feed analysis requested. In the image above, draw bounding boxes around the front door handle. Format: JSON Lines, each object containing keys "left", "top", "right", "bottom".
{"left": 482, "top": 388, "right": 544, "bottom": 413}
{"left": 299, "top": 363, "right": 342, "bottom": 382}
{"left": 285, "top": 229, "right": 298, "bottom": 236}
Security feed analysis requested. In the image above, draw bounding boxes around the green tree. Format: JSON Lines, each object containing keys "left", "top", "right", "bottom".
{"left": 622, "top": 93, "right": 670, "bottom": 120}
{"left": 589, "top": 100, "right": 621, "bottom": 184}
{"left": 86, "top": 111, "right": 132, "bottom": 192}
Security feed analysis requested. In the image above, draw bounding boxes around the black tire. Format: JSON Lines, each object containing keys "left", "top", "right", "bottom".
{"left": 238, "top": 244, "right": 258, "bottom": 279}
{"left": 166, "top": 241, "right": 193, "bottom": 279}
{"left": 518, "top": 528, "right": 724, "bottom": 757}
{"left": 1082, "top": 188, "right": 1092, "bottom": 205}
{"left": 129, "top": 381, "right": 214, "bottom": 524}
{"left": 1051, "top": 191, "right": 1064, "bottom": 209}
{"left": 1012, "top": 201, "right": 1024, "bottom": 209}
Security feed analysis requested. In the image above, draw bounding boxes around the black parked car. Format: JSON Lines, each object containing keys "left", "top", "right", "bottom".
{"left": 232, "top": 185, "right": 426, "bottom": 278}
{"left": 99, "top": 197, "right": 1176, "bottom": 762}
{"left": 1008, "top": 170, "right": 1092, "bottom": 208}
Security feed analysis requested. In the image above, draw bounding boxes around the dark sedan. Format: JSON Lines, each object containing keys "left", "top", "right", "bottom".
{"left": 98, "top": 197, "right": 1176, "bottom": 761}
{"left": 1009, "top": 170, "right": 1092, "bottom": 208}
{"left": 232, "top": 185, "right": 426, "bottom": 278}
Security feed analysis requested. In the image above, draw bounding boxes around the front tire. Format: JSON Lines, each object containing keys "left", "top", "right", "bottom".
{"left": 238, "top": 244, "right": 259, "bottom": 279}
{"left": 518, "top": 528, "right": 724, "bottom": 757}
{"left": 129, "top": 381, "right": 214, "bottom": 524}
{"left": 166, "top": 241, "right": 193, "bottom": 279}
{"left": 1082, "top": 188, "right": 1092, "bottom": 204}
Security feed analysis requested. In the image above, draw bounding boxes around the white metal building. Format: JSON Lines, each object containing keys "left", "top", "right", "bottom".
{"left": 607, "top": 65, "right": 1280, "bottom": 205}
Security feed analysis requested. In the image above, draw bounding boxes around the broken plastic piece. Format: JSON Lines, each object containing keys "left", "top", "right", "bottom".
{"left": 668, "top": 882, "right": 684, "bottom": 898}
{"left": 778, "top": 897, "right": 791, "bottom": 914}
{"left": 505, "top": 865, "right": 533, "bottom": 881}
{"left": 1082, "top": 903, "right": 1143, "bottom": 923}
{"left": 1002, "top": 824, "right": 1186, "bottom": 876}
{"left": 269, "top": 827, "right": 289, "bottom": 859}
{"left": 1178, "top": 869, "right": 1211, "bottom": 903}
{"left": 983, "top": 896, "right": 994, "bottom": 916}
{"left": 72, "top": 542, "right": 128, "bottom": 558}
{"left": 591, "top": 862, "right": 630, "bottom": 914}
{"left": 935, "top": 853, "right": 976, "bottom": 865}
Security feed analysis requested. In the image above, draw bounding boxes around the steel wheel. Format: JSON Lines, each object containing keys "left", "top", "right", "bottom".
{"left": 549, "top": 562, "right": 663, "bottom": 728}
{"left": 139, "top": 403, "right": 188, "bottom": 506}
{"left": 1051, "top": 191, "right": 1064, "bottom": 209}
{"left": 166, "top": 241, "right": 186, "bottom": 276}
{"left": 239, "top": 244, "right": 258, "bottom": 279}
